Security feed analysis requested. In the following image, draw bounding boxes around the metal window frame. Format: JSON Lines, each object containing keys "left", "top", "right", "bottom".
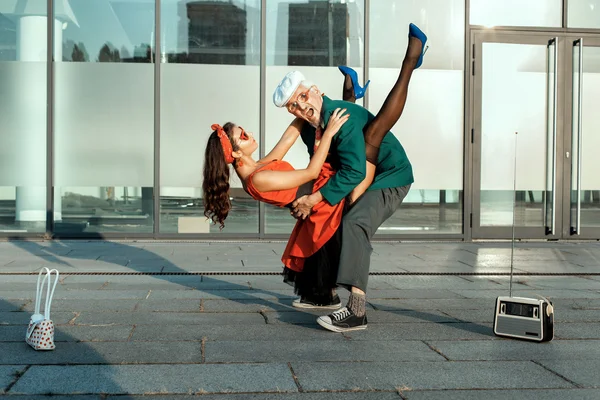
{"left": 46, "top": 0, "right": 55, "bottom": 239}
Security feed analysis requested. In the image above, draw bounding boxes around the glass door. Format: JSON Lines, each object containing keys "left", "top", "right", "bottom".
{"left": 471, "top": 32, "right": 564, "bottom": 239}
{"left": 567, "top": 37, "right": 600, "bottom": 239}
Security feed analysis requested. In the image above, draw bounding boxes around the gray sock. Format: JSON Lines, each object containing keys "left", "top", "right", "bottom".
{"left": 347, "top": 292, "right": 366, "bottom": 317}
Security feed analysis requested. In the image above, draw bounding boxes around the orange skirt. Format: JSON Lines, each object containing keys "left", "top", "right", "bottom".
{"left": 281, "top": 163, "right": 345, "bottom": 272}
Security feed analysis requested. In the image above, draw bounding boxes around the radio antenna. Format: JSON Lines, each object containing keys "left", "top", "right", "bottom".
{"left": 510, "top": 131, "right": 518, "bottom": 297}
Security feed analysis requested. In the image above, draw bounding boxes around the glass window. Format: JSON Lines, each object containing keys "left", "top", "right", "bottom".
{"left": 370, "top": 0, "right": 465, "bottom": 234}
{"left": 159, "top": 0, "right": 260, "bottom": 234}
{"left": 568, "top": 0, "right": 600, "bottom": 29}
{"left": 470, "top": 0, "right": 562, "bottom": 28}
{"left": 0, "top": 7, "right": 48, "bottom": 233}
{"left": 265, "top": 0, "right": 366, "bottom": 234}
{"left": 54, "top": 0, "right": 155, "bottom": 234}
{"left": 480, "top": 43, "right": 547, "bottom": 227}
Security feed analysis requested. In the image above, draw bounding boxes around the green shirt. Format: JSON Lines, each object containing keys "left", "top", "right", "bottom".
{"left": 300, "top": 96, "right": 414, "bottom": 205}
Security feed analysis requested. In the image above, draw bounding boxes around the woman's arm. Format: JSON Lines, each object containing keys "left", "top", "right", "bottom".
{"left": 258, "top": 118, "right": 305, "bottom": 164}
{"left": 251, "top": 109, "right": 349, "bottom": 193}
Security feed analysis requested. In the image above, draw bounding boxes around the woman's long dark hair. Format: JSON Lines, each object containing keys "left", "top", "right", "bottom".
{"left": 203, "top": 122, "right": 238, "bottom": 229}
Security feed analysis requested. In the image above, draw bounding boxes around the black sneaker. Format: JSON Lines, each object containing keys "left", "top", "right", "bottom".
{"left": 317, "top": 307, "right": 368, "bottom": 332}
{"left": 292, "top": 294, "right": 341, "bottom": 309}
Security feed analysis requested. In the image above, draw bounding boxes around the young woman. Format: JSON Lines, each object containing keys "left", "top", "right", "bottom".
{"left": 203, "top": 23, "right": 428, "bottom": 307}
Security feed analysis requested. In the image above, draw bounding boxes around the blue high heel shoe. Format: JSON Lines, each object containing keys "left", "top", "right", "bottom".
{"left": 338, "top": 66, "right": 370, "bottom": 100}
{"left": 409, "top": 23, "right": 428, "bottom": 69}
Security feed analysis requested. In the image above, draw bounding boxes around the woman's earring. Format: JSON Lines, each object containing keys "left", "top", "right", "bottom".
{"left": 237, "top": 160, "right": 244, "bottom": 167}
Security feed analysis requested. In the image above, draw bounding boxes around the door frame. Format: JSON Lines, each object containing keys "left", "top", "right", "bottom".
{"left": 470, "top": 30, "right": 567, "bottom": 240}
{"left": 561, "top": 35, "right": 600, "bottom": 239}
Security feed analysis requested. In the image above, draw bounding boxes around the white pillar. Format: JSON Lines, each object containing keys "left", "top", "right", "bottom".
{"left": 15, "top": 16, "right": 63, "bottom": 223}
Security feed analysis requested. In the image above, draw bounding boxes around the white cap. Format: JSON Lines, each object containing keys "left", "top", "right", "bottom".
{"left": 273, "top": 71, "right": 305, "bottom": 108}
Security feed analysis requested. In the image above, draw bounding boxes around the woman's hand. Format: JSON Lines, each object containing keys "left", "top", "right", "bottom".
{"left": 323, "top": 108, "right": 349, "bottom": 138}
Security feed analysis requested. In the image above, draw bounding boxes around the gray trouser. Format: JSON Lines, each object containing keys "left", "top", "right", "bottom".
{"left": 337, "top": 185, "right": 411, "bottom": 293}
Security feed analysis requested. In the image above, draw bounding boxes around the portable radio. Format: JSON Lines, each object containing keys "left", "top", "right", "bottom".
{"left": 493, "top": 296, "right": 554, "bottom": 342}
{"left": 491, "top": 132, "right": 555, "bottom": 342}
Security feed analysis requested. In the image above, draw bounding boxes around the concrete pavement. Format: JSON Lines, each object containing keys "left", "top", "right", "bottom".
{"left": 0, "top": 240, "right": 599, "bottom": 399}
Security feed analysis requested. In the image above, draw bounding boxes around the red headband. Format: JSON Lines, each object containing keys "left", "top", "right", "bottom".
{"left": 211, "top": 124, "right": 234, "bottom": 164}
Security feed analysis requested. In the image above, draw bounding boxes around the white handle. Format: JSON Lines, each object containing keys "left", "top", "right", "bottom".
{"left": 34, "top": 268, "right": 59, "bottom": 320}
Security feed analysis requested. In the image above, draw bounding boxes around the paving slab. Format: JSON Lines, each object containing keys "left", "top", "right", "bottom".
{"left": 555, "top": 323, "right": 600, "bottom": 339}
{"left": 0, "top": 365, "right": 25, "bottom": 393}
{"left": 20, "top": 299, "right": 140, "bottom": 313}
{"left": 105, "top": 393, "right": 402, "bottom": 400}
{"left": 147, "top": 289, "right": 296, "bottom": 300}
{"left": 545, "top": 298, "right": 600, "bottom": 310}
{"left": 0, "top": 325, "right": 133, "bottom": 342}
{"left": 200, "top": 299, "right": 295, "bottom": 312}
{"left": 449, "top": 289, "right": 600, "bottom": 299}
{"left": 4, "top": 396, "right": 101, "bottom": 400}
{"left": 404, "top": 389, "right": 600, "bottom": 400}
{"left": 366, "top": 276, "right": 505, "bottom": 290}
{"left": 363, "top": 289, "right": 467, "bottom": 300}
{"left": 205, "top": 340, "right": 444, "bottom": 363}
{"left": 0, "top": 290, "right": 152, "bottom": 301}
{"left": 73, "top": 311, "right": 266, "bottom": 326}
{"left": 9, "top": 364, "right": 298, "bottom": 395}
{"left": 427, "top": 339, "right": 600, "bottom": 361}
{"left": 101, "top": 277, "right": 254, "bottom": 291}
{"left": 131, "top": 323, "right": 345, "bottom": 342}
{"left": 514, "top": 277, "right": 600, "bottom": 290}
{"left": 443, "top": 308, "right": 600, "bottom": 323}
{"left": 342, "top": 322, "right": 494, "bottom": 341}
{"left": 537, "top": 359, "right": 600, "bottom": 388}
{"left": 291, "top": 361, "right": 573, "bottom": 391}
{"left": 0, "top": 341, "right": 202, "bottom": 364}
{"left": 0, "top": 300, "right": 24, "bottom": 312}
{"left": 0, "top": 311, "right": 75, "bottom": 326}
{"left": 368, "top": 298, "right": 492, "bottom": 311}
{"left": 133, "top": 299, "right": 203, "bottom": 312}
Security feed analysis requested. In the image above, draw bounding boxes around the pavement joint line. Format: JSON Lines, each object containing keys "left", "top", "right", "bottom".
{"left": 531, "top": 360, "right": 584, "bottom": 388}
{"left": 67, "top": 312, "right": 81, "bottom": 325}
{"left": 17, "top": 300, "right": 31, "bottom": 312}
{"left": 423, "top": 341, "right": 451, "bottom": 361}
{"left": 396, "top": 386, "right": 410, "bottom": 399}
{"left": 127, "top": 325, "right": 136, "bottom": 341}
{"left": 3, "top": 365, "right": 29, "bottom": 394}
{"left": 287, "top": 362, "right": 303, "bottom": 393}
{"left": 4, "top": 272, "right": 600, "bottom": 276}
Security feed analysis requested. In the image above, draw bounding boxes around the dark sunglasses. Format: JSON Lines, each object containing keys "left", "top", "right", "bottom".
{"left": 238, "top": 127, "right": 250, "bottom": 141}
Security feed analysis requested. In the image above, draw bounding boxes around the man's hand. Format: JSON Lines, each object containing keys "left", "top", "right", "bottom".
{"left": 291, "top": 192, "right": 323, "bottom": 220}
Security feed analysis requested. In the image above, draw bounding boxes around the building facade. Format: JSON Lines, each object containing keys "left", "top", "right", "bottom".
{"left": 0, "top": 0, "right": 599, "bottom": 241}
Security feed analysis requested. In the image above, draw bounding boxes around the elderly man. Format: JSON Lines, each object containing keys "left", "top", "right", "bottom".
{"left": 272, "top": 68, "right": 414, "bottom": 332}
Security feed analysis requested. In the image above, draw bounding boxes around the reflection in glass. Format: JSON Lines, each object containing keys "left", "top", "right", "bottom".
{"left": 0, "top": 6, "right": 49, "bottom": 232}
{"left": 54, "top": 1, "right": 155, "bottom": 234}
{"left": 470, "top": 0, "right": 562, "bottom": 28}
{"left": 572, "top": 45, "right": 600, "bottom": 230}
{"left": 568, "top": 0, "right": 600, "bottom": 29}
{"left": 370, "top": 0, "right": 464, "bottom": 234}
{"left": 159, "top": 0, "right": 260, "bottom": 234}
{"left": 480, "top": 43, "right": 547, "bottom": 227}
{"left": 264, "top": 0, "right": 366, "bottom": 234}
